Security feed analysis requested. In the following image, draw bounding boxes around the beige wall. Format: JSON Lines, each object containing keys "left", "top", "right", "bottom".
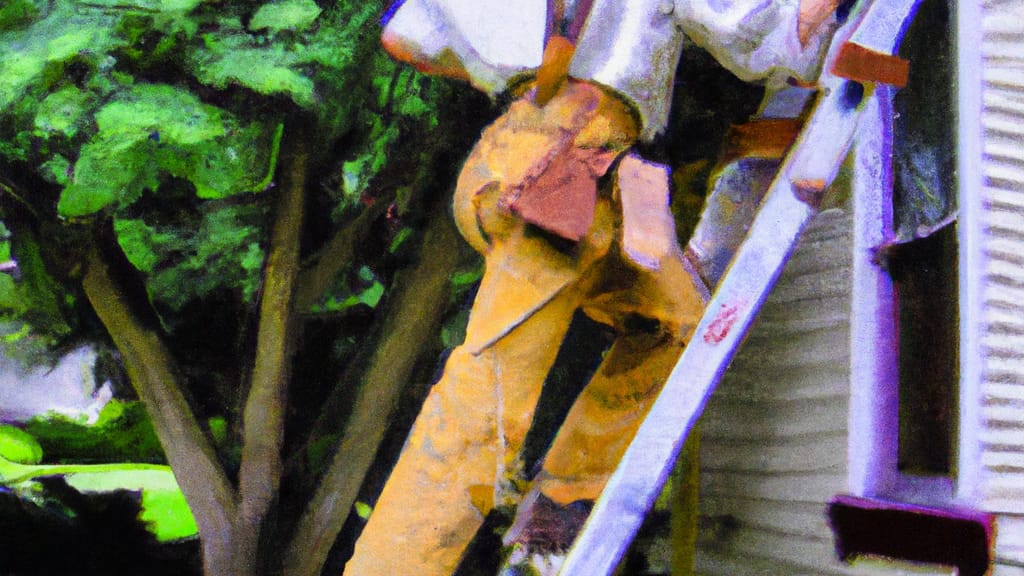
{"left": 695, "top": 208, "right": 861, "bottom": 575}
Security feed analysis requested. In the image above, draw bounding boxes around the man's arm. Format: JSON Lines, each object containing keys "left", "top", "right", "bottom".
{"left": 380, "top": 0, "right": 546, "bottom": 95}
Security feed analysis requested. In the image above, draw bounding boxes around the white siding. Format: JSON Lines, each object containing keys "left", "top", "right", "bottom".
{"left": 695, "top": 209, "right": 860, "bottom": 575}
{"left": 978, "top": 0, "right": 1024, "bottom": 527}
{"left": 995, "top": 515, "right": 1024, "bottom": 567}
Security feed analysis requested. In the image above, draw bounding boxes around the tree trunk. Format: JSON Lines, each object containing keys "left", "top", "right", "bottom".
{"left": 83, "top": 249, "right": 237, "bottom": 575}
{"left": 235, "top": 147, "right": 307, "bottom": 574}
{"left": 85, "top": 144, "right": 308, "bottom": 576}
{"left": 282, "top": 204, "right": 471, "bottom": 576}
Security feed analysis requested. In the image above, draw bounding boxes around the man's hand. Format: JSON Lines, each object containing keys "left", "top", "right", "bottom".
{"left": 799, "top": 0, "right": 842, "bottom": 45}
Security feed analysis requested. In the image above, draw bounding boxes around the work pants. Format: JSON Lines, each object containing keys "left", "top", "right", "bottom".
{"left": 344, "top": 180, "right": 703, "bottom": 575}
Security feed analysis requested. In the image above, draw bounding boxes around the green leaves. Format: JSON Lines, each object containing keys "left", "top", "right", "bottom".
{"left": 95, "top": 83, "right": 225, "bottom": 145}
{"left": 0, "top": 0, "right": 41, "bottom": 31}
{"left": 34, "top": 86, "right": 93, "bottom": 137}
{"left": 250, "top": 0, "right": 322, "bottom": 34}
{"left": 0, "top": 3, "right": 121, "bottom": 111}
{"left": 58, "top": 135, "right": 159, "bottom": 218}
{"left": 0, "top": 426, "right": 43, "bottom": 465}
{"left": 0, "top": 224, "right": 19, "bottom": 314}
{"left": 84, "top": 0, "right": 202, "bottom": 10}
{"left": 59, "top": 84, "right": 277, "bottom": 217}
{"left": 114, "top": 204, "right": 266, "bottom": 310}
{"left": 1, "top": 0, "right": 449, "bottom": 316}
{"left": 183, "top": 2, "right": 372, "bottom": 109}
{"left": 113, "top": 218, "right": 178, "bottom": 275}
{"left": 0, "top": 228, "right": 70, "bottom": 339}
{"left": 23, "top": 400, "right": 164, "bottom": 464}
{"left": 190, "top": 32, "right": 316, "bottom": 106}
{"left": 2, "top": 401, "right": 191, "bottom": 542}
{"left": 354, "top": 500, "right": 373, "bottom": 520}
{"left": 3, "top": 0, "right": 440, "bottom": 220}
{"left": 311, "top": 265, "right": 385, "bottom": 314}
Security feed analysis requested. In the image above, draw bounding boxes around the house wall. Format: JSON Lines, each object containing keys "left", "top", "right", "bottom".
{"left": 692, "top": 206, "right": 956, "bottom": 576}
{"left": 694, "top": 208, "right": 863, "bottom": 575}
{"left": 976, "top": 0, "right": 1024, "bottom": 568}
{"left": 689, "top": 0, "right": 1024, "bottom": 572}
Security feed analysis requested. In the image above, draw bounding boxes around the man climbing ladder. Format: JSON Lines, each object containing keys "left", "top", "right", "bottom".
{"left": 344, "top": 1, "right": 846, "bottom": 574}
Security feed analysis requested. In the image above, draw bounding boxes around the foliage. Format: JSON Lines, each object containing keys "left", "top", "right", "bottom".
{"left": 64, "top": 467, "right": 197, "bottom": 541}
{"left": 1, "top": 415, "right": 194, "bottom": 542}
{"left": 0, "top": 226, "right": 70, "bottom": 342}
{"left": 0, "top": 0, "right": 448, "bottom": 319}
{"left": 0, "top": 0, "right": 481, "bottom": 572}
{"left": 0, "top": 476, "right": 201, "bottom": 575}
{"left": 310, "top": 264, "right": 385, "bottom": 315}
{"left": 250, "top": 0, "right": 322, "bottom": 34}
{"left": 114, "top": 205, "right": 267, "bottom": 311}
{"left": 23, "top": 399, "right": 165, "bottom": 464}
{"left": 2, "top": 461, "right": 196, "bottom": 543}
{"left": 0, "top": 425, "right": 43, "bottom": 465}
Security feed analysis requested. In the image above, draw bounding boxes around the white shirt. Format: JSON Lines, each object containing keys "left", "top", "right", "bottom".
{"left": 382, "top": 0, "right": 834, "bottom": 139}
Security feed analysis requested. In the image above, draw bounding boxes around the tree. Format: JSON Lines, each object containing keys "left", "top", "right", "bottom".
{"left": 0, "top": 1, "right": 493, "bottom": 574}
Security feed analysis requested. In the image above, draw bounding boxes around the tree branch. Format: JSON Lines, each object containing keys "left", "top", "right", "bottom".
{"left": 282, "top": 204, "right": 470, "bottom": 576}
{"left": 0, "top": 176, "right": 41, "bottom": 221}
{"left": 83, "top": 248, "right": 237, "bottom": 573}
{"left": 235, "top": 145, "right": 307, "bottom": 571}
{"left": 294, "top": 195, "right": 391, "bottom": 311}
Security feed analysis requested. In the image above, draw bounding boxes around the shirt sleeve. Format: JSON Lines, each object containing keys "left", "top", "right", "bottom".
{"left": 381, "top": 0, "right": 547, "bottom": 95}
{"left": 673, "top": 0, "right": 832, "bottom": 87}
{"left": 384, "top": 0, "right": 835, "bottom": 141}
{"left": 569, "top": 0, "right": 685, "bottom": 141}
{"left": 568, "top": 0, "right": 834, "bottom": 141}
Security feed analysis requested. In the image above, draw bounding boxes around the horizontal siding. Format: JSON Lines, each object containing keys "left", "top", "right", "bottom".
{"left": 752, "top": 306, "right": 852, "bottom": 336}
{"left": 994, "top": 515, "right": 1024, "bottom": 568}
{"left": 696, "top": 525, "right": 841, "bottom": 574}
{"left": 988, "top": 165, "right": 1024, "bottom": 191}
{"left": 982, "top": 428, "right": 1024, "bottom": 448}
{"left": 986, "top": 383, "right": 1024, "bottom": 404}
{"left": 979, "top": 0, "right": 1024, "bottom": 516}
{"left": 696, "top": 550, "right": 954, "bottom": 576}
{"left": 986, "top": 282, "right": 1024, "bottom": 315}
{"left": 708, "top": 368, "right": 850, "bottom": 402}
{"left": 988, "top": 252, "right": 1024, "bottom": 285}
{"left": 984, "top": 451, "right": 1024, "bottom": 471}
{"left": 700, "top": 470, "right": 848, "bottom": 504}
{"left": 696, "top": 209, "right": 853, "bottom": 574}
{"left": 724, "top": 363, "right": 848, "bottom": 390}
{"left": 701, "top": 434, "right": 847, "bottom": 475}
{"left": 986, "top": 190, "right": 1024, "bottom": 215}
{"left": 984, "top": 113, "right": 1024, "bottom": 140}
{"left": 987, "top": 235, "right": 1024, "bottom": 262}
{"left": 983, "top": 479, "right": 1024, "bottom": 512}
{"left": 985, "top": 405, "right": 1024, "bottom": 430}
{"left": 699, "top": 396, "right": 853, "bottom": 440}
{"left": 988, "top": 356, "right": 1024, "bottom": 374}
{"left": 983, "top": 303, "right": 1024, "bottom": 335}
{"left": 696, "top": 526, "right": 951, "bottom": 576}
{"left": 697, "top": 549, "right": 850, "bottom": 576}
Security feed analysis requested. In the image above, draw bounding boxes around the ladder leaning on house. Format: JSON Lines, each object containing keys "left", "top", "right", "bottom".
{"left": 558, "top": 0, "right": 925, "bottom": 574}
